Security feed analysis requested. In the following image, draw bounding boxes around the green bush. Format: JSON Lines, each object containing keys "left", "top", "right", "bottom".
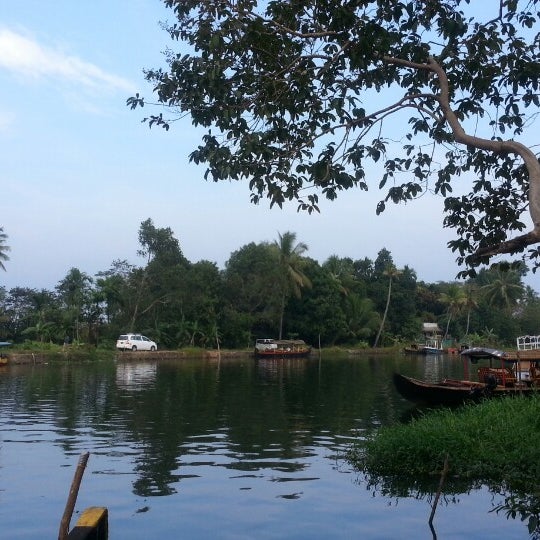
{"left": 349, "top": 394, "right": 540, "bottom": 490}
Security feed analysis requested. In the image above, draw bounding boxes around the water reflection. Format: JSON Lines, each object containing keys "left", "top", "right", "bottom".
{"left": 361, "top": 471, "right": 540, "bottom": 539}
{"left": 0, "top": 355, "right": 533, "bottom": 539}
{"left": 116, "top": 362, "right": 157, "bottom": 391}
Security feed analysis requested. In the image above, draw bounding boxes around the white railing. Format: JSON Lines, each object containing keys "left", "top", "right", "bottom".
{"left": 517, "top": 335, "right": 540, "bottom": 350}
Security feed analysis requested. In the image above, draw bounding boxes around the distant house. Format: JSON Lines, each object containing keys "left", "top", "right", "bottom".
{"left": 422, "top": 323, "right": 442, "bottom": 338}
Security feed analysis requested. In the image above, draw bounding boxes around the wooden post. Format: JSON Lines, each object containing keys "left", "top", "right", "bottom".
{"left": 59, "top": 452, "right": 90, "bottom": 540}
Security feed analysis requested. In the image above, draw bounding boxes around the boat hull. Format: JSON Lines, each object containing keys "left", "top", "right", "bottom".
{"left": 254, "top": 338, "right": 312, "bottom": 359}
{"left": 393, "top": 373, "right": 535, "bottom": 406}
{"left": 403, "top": 346, "right": 444, "bottom": 355}
{"left": 393, "top": 373, "right": 486, "bottom": 406}
{"left": 254, "top": 348, "right": 311, "bottom": 359}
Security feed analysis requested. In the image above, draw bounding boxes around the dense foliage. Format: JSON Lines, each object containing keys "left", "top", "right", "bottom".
{"left": 129, "top": 0, "right": 540, "bottom": 276}
{"left": 0, "top": 219, "right": 538, "bottom": 350}
{"left": 349, "top": 394, "right": 540, "bottom": 535}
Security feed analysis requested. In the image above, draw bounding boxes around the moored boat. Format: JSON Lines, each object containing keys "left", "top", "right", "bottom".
{"left": 393, "top": 373, "right": 490, "bottom": 406}
{"left": 393, "top": 373, "right": 536, "bottom": 406}
{"left": 461, "top": 334, "right": 540, "bottom": 384}
{"left": 395, "top": 334, "right": 540, "bottom": 406}
{"left": 403, "top": 322, "right": 445, "bottom": 355}
{"left": 254, "top": 338, "right": 312, "bottom": 358}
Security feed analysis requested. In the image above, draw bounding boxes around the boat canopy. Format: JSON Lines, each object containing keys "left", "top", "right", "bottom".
{"left": 460, "top": 347, "right": 508, "bottom": 360}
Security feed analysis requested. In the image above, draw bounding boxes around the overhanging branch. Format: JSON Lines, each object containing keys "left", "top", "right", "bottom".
{"left": 383, "top": 54, "right": 540, "bottom": 262}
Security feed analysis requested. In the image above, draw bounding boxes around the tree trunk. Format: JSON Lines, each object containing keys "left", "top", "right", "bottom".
{"left": 278, "top": 293, "right": 285, "bottom": 340}
{"left": 373, "top": 277, "right": 392, "bottom": 348}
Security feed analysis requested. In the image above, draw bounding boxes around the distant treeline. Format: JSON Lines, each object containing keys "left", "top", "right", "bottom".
{"left": 1, "top": 219, "right": 539, "bottom": 350}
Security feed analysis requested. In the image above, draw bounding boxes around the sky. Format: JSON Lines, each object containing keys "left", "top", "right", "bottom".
{"left": 1, "top": 1, "right": 538, "bottom": 293}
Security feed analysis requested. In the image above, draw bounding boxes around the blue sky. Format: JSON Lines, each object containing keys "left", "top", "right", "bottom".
{"left": 1, "top": 1, "right": 538, "bottom": 293}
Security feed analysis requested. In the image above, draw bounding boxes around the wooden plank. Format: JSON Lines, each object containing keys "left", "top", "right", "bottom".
{"left": 517, "top": 349, "right": 540, "bottom": 360}
{"left": 68, "top": 507, "right": 108, "bottom": 540}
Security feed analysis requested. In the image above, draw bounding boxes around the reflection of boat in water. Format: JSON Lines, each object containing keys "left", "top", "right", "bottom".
{"left": 0, "top": 341, "right": 11, "bottom": 365}
{"left": 403, "top": 323, "right": 444, "bottom": 355}
{"left": 395, "top": 335, "right": 540, "bottom": 406}
{"left": 254, "top": 338, "right": 312, "bottom": 358}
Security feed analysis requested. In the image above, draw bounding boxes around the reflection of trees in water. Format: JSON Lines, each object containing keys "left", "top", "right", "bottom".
{"left": 132, "top": 357, "right": 407, "bottom": 496}
{"left": 359, "top": 472, "right": 540, "bottom": 539}
{"left": 0, "top": 356, "right": 430, "bottom": 499}
{"left": 492, "top": 487, "right": 540, "bottom": 539}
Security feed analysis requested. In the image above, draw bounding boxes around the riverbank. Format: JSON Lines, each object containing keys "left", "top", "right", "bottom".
{"left": 1, "top": 344, "right": 404, "bottom": 364}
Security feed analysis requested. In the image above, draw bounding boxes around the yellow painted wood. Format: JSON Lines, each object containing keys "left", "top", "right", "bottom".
{"left": 68, "top": 507, "right": 108, "bottom": 540}
{"left": 75, "top": 507, "right": 108, "bottom": 527}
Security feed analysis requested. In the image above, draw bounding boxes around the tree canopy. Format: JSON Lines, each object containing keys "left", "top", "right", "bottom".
{"left": 1, "top": 220, "right": 539, "bottom": 348}
{"left": 129, "top": 0, "right": 540, "bottom": 276}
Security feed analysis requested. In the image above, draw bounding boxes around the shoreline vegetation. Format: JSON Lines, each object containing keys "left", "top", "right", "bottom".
{"left": 2, "top": 342, "right": 406, "bottom": 364}
{"left": 348, "top": 395, "right": 540, "bottom": 535}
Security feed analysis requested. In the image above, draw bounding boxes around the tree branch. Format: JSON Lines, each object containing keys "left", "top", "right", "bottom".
{"left": 383, "top": 54, "right": 540, "bottom": 261}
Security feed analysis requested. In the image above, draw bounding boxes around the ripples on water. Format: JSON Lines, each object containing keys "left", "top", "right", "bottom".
{"left": 0, "top": 357, "right": 530, "bottom": 539}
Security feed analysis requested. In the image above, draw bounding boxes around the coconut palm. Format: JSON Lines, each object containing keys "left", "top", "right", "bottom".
{"left": 0, "top": 227, "right": 11, "bottom": 272}
{"left": 462, "top": 283, "right": 479, "bottom": 337}
{"left": 373, "top": 265, "right": 401, "bottom": 348}
{"left": 322, "top": 255, "right": 356, "bottom": 296}
{"left": 273, "top": 231, "right": 311, "bottom": 339}
{"left": 481, "top": 268, "right": 524, "bottom": 311}
{"left": 439, "top": 283, "right": 467, "bottom": 341}
{"left": 345, "top": 294, "right": 380, "bottom": 342}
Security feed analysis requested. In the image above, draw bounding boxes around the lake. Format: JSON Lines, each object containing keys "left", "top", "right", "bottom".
{"left": 0, "top": 353, "right": 530, "bottom": 539}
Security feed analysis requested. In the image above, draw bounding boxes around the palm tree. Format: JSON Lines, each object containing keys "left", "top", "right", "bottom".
{"left": 323, "top": 255, "right": 355, "bottom": 296}
{"left": 462, "top": 283, "right": 479, "bottom": 337}
{"left": 0, "top": 227, "right": 11, "bottom": 271}
{"left": 346, "top": 294, "right": 380, "bottom": 342}
{"left": 481, "top": 268, "right": 524, "bottom": 311}
{"left": 373, "top": 265, "right": 401, "bottom": 348}
{"left": 439, "top": 283, "right": 467, "bottom": 341}
{"left": 273, "top": 231, "right": 311, "bottom": 339}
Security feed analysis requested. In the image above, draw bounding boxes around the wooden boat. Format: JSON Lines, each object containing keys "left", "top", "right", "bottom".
{"left": 393, "top": 373, "right": 536, "bottom": 406}
{"left": 395, "top": 334, "right": 540, "bottom": 405}
{"left": 254, "top": 338, "right": 312, "bottom": 358}
{"left": 461, "top": 334, "right": 540, "bottom": 385}
{"left": 393, "top": 373, "right": 491, "bottom": 406}
{"left": 67, "top": 507, "right": 108, "bottom": 539}
{"left": 403, "top": 322, "right": 444, "bottom": 355}
{"left": 403, "top": 343, "right": 444, "bottom": 355}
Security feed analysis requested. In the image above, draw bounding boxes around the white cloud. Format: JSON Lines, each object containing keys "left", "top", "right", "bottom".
{"left": 0, "top": 28, "right": 135, "bottom": 93}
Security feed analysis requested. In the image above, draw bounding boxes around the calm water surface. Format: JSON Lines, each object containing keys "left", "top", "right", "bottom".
{"left": 0, "top": 354, "right": 529, "bottom": 538}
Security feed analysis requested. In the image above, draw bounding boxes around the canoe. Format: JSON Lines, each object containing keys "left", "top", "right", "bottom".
{"left": 393, "top": 373, "right": 535, "bottom": 406}
{"left": 392, "top": 373, "right": 489, "bottom": 406}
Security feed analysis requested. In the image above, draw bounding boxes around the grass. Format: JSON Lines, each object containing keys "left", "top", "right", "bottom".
{"left": 349, "top": 394, "right": 540, "bottom": 491}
